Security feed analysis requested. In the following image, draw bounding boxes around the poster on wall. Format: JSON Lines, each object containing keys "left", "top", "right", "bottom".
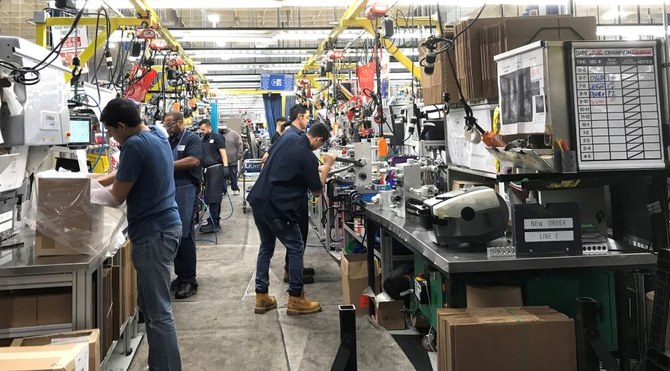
{"left": 496, "top": 45, "right": 546, "bottom": 135}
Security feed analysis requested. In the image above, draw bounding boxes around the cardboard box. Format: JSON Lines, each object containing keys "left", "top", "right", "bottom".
{"left": 11, "top": 330, "right": 100, "bottom": 371}
{"left": 111, "top": 265, "right": 121, "bottom": 343}
{"left": 341, "top": 254, "right": 380, "bottom": 315}
{"left": 0, "top": 343, "right": 89, "bottom": 371}
{"left": 37, "top": 292, "right": 72, "bottom": 326}
{"left": 456, "top": 16, "right": 596, "bottom": 101}
{"left": 466, "top": 284, "right": 523, "bottom": 308}
{"left": 437, "top": 306, "right": 576, "bottom": 371}
{"left": 0, "top": 290, "right": 71, "bottom": 328}
{"left": 419, "top": 31, "right": 460, "bottom": 105}
{"left": 645, "top": 291, "right": 670, "bottom": 351}
{"left": 35, "top": 177, "right": 104, "bottom": 257}
{"left": 375, "top": 296, "right": 405, "bottom": 330}
{"left": 121, "top": 241, "right": 137, "bottom": 322}
{"left": 0, "top": 293, "right": 37, "bottom": 328}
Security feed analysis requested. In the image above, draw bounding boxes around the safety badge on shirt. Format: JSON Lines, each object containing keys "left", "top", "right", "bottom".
{"left": 209, "top": 139, "right": 214, "bottom": 143}
{"left": 177, "top": 145, "right": 185, "bottom": 151}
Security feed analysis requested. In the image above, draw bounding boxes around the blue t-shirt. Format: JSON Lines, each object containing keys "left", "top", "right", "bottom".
{"left": 248, "top": 133, "right": 321, "bottom": 223}
{"left": 116, "top": 126, "right": 181, "bottom": 241}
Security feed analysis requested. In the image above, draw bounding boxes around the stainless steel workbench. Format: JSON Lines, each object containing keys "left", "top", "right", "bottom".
{"left": 365, "top": 205, "right": 657, "bottom": 274}
{"left": 0, "top": 230, "right": 119, "bottom": 340}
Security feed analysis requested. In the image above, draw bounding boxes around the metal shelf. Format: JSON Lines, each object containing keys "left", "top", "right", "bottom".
{"left": 0, "top": 323, "right": 71, "bottom": 339}
{"left": 447, "top": 165, "right": 498, "bottom": 180}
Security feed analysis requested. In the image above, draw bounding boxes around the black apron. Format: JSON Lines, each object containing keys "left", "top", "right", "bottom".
{"left": 204, "top": 164, "right": 224, "bottom": 204}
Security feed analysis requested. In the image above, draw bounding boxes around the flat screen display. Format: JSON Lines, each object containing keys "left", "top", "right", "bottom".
{"left": 69, "top": 118, "right": 92, "bottom": 146}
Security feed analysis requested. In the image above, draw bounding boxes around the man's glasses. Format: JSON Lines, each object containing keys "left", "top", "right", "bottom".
{"left": 163, "top": 120, "right": 178, "bottom": 128}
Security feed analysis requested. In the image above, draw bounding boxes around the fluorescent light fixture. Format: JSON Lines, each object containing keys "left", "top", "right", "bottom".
{"left": 191, "top": 52, "right": 310, "bottom": 59}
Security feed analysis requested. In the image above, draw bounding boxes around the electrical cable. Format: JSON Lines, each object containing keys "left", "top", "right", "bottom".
{"left": 0, "top": 1, "right": 88, "bottom": 85}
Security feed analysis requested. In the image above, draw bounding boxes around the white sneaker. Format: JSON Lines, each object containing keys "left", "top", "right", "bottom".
{"left": 233, "top": 190, "right": 240, "bottom": 195}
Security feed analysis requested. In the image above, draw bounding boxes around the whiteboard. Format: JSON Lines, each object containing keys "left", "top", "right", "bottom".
{"left": 571, "top": 41, "right": 665, "bottom": 170}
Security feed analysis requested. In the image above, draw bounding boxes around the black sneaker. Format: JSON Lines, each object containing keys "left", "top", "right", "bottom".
{"left": 170, "top": 279, "right": 181, "bottom": 291}
{"left": 175, "top": 282, "right": 198, "bottom": 299}
{"left": 199, "top": 224, "right": 218, "bottom": 234}
{"left": 304, "top": 267, "right": 316, "bottom": 276}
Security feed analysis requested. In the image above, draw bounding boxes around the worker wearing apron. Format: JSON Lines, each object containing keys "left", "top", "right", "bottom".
{"left": 199, "top": 119, "right": 229, "bottom": 233}
{"left": 165, "top": 111, "right": 203, "bottom": 300}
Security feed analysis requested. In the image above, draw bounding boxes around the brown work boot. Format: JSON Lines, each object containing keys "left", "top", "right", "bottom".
{"left": 287, "top": 291, "right": 322, "bottom": 315}
{"left": 255, "top": 293, "right": 277, "bottom": 314}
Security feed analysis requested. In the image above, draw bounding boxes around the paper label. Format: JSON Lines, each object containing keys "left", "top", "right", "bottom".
{"left": 525, "top": 231, "right": 575, "bottom": 242}
{"left": 524, "top": 218, "right": 573, "bottom": 230}
{"left": 41, "top": 111, "right": 60, "bottom": 131}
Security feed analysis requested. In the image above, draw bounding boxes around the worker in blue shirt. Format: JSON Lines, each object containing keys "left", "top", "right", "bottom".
{"left": 165, "top": 111, "right": 203, "bottom": 300}
{"left": 198, "top": 118, "right": 229, "bottom": 233}
{"left": 248, "top": 118, "right": 335, "bottom": 316}
{"left": 97, "top": 98, "right": 182, "bottom": 371}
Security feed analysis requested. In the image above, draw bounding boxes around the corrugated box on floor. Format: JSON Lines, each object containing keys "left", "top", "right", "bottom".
{"left": 466, "top": 284, "right": 523, "bottom": 308}
{"left": 11, "top": 329, "right": 100, "bottom": 371}
{"left": 374, "top": 293, "right": 405, "bottom": 330}
{"left": 35, "top": 176, "right": 105, "bottom": 257}
{"left": 645, "top": 291, "right": 670, "bottom": 350}
{"left": 0, "top": 343, "right": 89, "bottom": 371}
{"left": 437, "top": 306, "right": 576, "bottom": 371}
{"left": 341, "top": 254, "right": 381, "bottom": 315}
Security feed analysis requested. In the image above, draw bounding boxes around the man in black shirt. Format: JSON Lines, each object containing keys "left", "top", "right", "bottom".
{"left": 248, "top": 122, "right": 335, "bottom": 316}
{"left": 199, "top": 119, "right": 230, "bottom": 233}
{"left": 165, "top": 111, "right": 203, "bottom": 299}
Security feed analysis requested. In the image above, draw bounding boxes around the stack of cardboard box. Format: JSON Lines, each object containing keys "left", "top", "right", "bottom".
{"left": 437, "top": 306, "right": 577, "bottom": 371}
{"left": 0, "top": 288, "right": 72, "bottom": 330}
{"left": 453, "top": 15, "right": 596, "bottom": 101}
{"left": 101, "top": 267, "right": 114, "bottom": 356}
{"left": 121, "top": 241, "right": 137, "bottom": 323}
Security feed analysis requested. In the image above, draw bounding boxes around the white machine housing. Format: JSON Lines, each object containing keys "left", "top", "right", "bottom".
{"left": 0, "top": 36, "right": 70, "bottom": 146}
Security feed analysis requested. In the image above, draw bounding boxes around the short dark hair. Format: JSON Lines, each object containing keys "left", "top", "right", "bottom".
{"left": 276, "top": 116, "right": 286, "bottom": 124}
{"left": 289, "top": 104, "right": 307, "bottom": 122}
{"left": 165, "top": 111, "right": 184, "bottom": 122}
{"left": 199, "top": 119, "right": 211, "bottom": 127}
{"left": 281, "top": 121, "right": 292, "bottom": 130}
{"left": 307, "top": 122, "right": 331, "bottom": 142}
{"left": 100, "top": 98, "right": 141, "bottom": 128}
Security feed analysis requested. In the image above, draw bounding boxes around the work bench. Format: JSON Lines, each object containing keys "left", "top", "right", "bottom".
{"left": 360, "top": 205, "right": 657, "bottom": 370}
{"left": 0, "top": 230, "right": 139, "bottom": 366}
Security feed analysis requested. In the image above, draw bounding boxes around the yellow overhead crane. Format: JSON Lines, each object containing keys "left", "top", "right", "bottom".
{"left": 34, "top": 0, "right": 206, "bottom": 84}
{"left": 299, "top": 0, "right": 439, "bottom": 81}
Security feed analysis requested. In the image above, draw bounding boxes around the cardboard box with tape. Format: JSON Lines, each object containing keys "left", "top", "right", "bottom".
{"left": 341, "top": 254, "right": 381, "bottom": 315}
{"left": 11, "top": 329, "right": 100, "bottom": 371}
{"left": 0, "top": 343, "right": 89, "bottom": 371}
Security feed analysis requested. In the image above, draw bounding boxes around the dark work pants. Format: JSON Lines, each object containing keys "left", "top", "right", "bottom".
{"left": 224, "top": 164, "right": 240, "bottom": 193}
{"left": 209, "top": 203, "right": 221, "bottom": 227}
{"left": 285, "top": 202, "right": 309, "bottom": 272}
{"left": 175, "top": 184, "right": 198, "bottom": 286}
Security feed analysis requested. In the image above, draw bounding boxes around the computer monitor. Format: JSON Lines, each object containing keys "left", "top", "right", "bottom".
{"left": 68, "top": 116, "right": 94, "bottom": 147}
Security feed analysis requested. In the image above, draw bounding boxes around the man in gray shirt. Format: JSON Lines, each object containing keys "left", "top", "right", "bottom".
{"left": 219, "top": 124, "right": 243, "bottom": 195}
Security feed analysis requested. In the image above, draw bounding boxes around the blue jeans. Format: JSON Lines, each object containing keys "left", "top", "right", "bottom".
{"left": 132, "top": 225, "right": 182, "bottom": 371}
{"left": 253, "top": 212, "right": 304, "bottom": 296}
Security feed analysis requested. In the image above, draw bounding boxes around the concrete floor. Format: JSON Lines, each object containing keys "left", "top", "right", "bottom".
{"left": 128, "top": 196, "right": 416, "bottom": 371}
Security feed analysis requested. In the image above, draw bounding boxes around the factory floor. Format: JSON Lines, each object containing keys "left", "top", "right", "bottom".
{"left": 126, "top": 195, "right": 418, "bottom": 371}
